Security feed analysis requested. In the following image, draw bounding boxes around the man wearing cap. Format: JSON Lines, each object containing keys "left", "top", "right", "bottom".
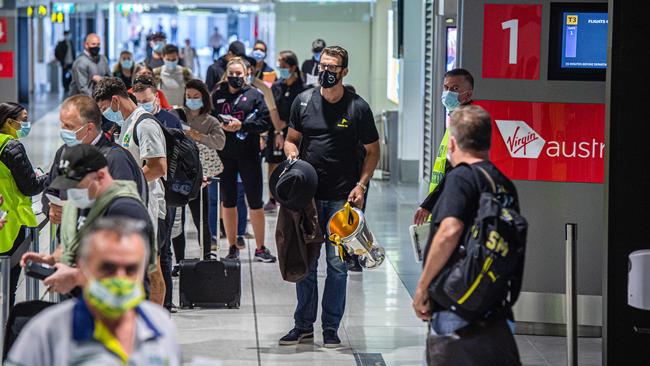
{"left": 301, "top": 39, "right": 326, "bottom": 87}
{"left": 21, "top": 145, "right": 155, "bottom": 296}
{"left": 280, "top": 46, "right": 380, "bottom": 348}
{"left": 206, "top": 40, "right": 247, "bottom": 92}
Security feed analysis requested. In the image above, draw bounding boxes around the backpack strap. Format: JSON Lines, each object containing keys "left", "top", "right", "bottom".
{"left": 132, "top": 112, "right": 164, "bottom": 147}
{"left": 175, "top": 108, "right": 187, "bottom": 124}
{"left": 463, "top": 163, "right": 496, "bottom": 194}
{"left": 298, "top": 88, "right": 315, "bottom": 120}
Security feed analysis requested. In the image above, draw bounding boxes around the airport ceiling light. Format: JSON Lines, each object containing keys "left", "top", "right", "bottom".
{"left": 117, "top": 3, "right": 151, "bottom": 16}
{"left": 37, "top": 5, "right": 48, "bottom": 17}
{"left": 276, "top": 0, "right": 374, "bottom": 2}
{"left": 53, "top": 3, "right": 75, "bottom": 14}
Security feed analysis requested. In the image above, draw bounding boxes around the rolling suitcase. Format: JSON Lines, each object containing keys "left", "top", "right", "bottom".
{"left": 179, "top": 178, "right": 242, "bottom": 309}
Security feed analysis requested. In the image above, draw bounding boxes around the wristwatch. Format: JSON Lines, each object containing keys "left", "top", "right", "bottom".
{"left": 356, "top": 182, "right": 368, "bottom": 193}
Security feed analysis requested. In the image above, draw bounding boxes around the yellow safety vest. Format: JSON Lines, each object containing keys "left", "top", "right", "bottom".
{"left": 0, "top": 134, "right": 37, "bottom": 253}
{"left": 429, "top": 129, "right": 450, "bottom": 193}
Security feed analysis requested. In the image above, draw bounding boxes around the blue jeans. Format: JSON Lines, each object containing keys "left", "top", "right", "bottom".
{"left": 208, "top": 177, "right": 247, "bottom": 237}
{"left": 294, "top": 199, "right": 348, "bottom": 331}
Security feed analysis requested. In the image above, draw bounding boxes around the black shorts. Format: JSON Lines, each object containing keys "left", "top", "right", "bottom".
{"left": 264, "top": 132, "right": 287, "bottom": 164}
{"left": 219, "top": 154, "right": 264, "bottom": 209}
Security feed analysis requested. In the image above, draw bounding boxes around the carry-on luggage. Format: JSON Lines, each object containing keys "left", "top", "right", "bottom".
{"left": 3, "top": 300, "right": 56, "bottom": 360}
{"left": 178, "top": 178, "right": 242, "bottom": 309}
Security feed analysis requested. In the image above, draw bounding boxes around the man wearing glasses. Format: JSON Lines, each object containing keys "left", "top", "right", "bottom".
{"left": 280, "top": 46, "right": 381, "bottom": 348}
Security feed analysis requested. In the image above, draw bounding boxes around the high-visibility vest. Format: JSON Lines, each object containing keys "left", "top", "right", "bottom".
{"left": 0, "top": 134, "right": 37, "bottom": 253}
{"left": 429, "top": 129, "right": 450, "bottom": 194}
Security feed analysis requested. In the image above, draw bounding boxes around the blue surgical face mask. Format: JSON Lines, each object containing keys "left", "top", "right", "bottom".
{"left": 164, "top": 60, "right": 178, "bottom": 71}
{"left": 153, "top": 41, "right": 165, "bottom": 53}
{"left": 16, "top": 122, "right": 31, "bottom": 139}
{"left": 313, "top": 52, "right": 322, "bottom": 62}
{"left": 277, "top": 68, "right": 291, "bottom": 80}
{"left": 441, "top": 90, "right": 461, "bottom": 111}
{"left": 120, "top": 59, "right": 133, "bottom": 70}
{"left": 102, "top": 102, "right": 124, "bottom": 127}
{"left": 139, "top": 101, "right": 155, "bottom": 113}
{"left": 186, "top": 98, "right": 203, "bottom": 111}
{"left": 252, "top": 49, "right": 266, "bottom": 61}
{"left": 60, "top": 125, "right": 87, "bottom": 147}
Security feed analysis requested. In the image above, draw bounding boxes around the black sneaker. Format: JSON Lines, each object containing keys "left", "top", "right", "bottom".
{"left": 322, "top": 329, "right": 341, "bottom": 348}
{"left": 236, "top": 236, "right": 246, "bottom": 249}
{"left": 279, "top": 327, "right": 314, "bottom": 346}
{"left": 254, "top": 247, "right": 277, "bottom": 263}
{"left": 171, "top": 265, "right": 180, "bottom": 277}
{"left": 347, "top": 255, "right": 363, "bottom": 272}
{"left": 225, "top": 245, "right": 239, "bottom": 260}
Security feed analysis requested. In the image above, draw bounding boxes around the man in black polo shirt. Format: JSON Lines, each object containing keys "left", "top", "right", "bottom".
{"left": 280, "top": 46, "right": 380, "bottom": 348}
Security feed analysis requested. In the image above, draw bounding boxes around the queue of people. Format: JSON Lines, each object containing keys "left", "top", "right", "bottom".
{"left": 0, "top": 29, "right": 527, "bottom": 365}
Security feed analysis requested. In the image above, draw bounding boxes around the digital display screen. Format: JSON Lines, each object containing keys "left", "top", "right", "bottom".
{"left": 561, "top": 12, "right": 607, "bottom": 69}
{"left": 548, "top": 3, "right": 607, "bottom": 81}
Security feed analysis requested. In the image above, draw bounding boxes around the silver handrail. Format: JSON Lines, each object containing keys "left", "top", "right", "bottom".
{"left": 25, "top": 227, "right": 40, "bottom": 301}
{"left": 565, "top": 223, "right": 578, "bottom": 366}
{"left": 49, "top": 223, "right": 59, "bottom": 303}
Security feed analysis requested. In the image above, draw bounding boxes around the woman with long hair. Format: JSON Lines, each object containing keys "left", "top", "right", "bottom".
{"left": 211, "top": 57, "right": 276, "bottom": 262}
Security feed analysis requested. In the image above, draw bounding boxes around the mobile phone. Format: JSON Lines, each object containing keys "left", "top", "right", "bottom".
{"left": 25, "top": 261, "right": 56, "bottom": 280}
{"left": 217, "top": 114, "right": 231, "bottom": 125}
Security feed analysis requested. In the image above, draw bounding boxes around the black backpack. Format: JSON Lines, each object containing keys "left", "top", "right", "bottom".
{"left": 132, "top": 113, "right": 202, "bottom": 207}
{"left": 429, "top": 164, "right": 528, "bottom": 321}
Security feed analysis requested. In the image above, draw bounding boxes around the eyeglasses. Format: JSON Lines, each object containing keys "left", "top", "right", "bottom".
{"left": 318, "top": 63, "right": 344, "bottom": 72}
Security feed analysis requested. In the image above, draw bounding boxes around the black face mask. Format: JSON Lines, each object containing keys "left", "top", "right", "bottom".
{"left": 319, "top": 70, "right": 339, "bottom": 89}
{"left": 88, "top": 46, "right": 101, "bottom": 57}
{"left": 227, "top": 76, "right": 244, "bottom": 90}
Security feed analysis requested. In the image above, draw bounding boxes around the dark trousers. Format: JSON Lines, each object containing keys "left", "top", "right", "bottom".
{"left": 62, "top": 64, "right": 72, "bottom": 93}
{"left": 172, "top": 186, "right": 211, "bottom": 261}
{"left": 2, "top": 227, "right": 28, "bottom": 310}
{"left": 158, "top": 216, "right": 173, "bottom": 308}
{"left": 426, "top": 314, "right": 521, "bottom": 366}
{"left": 236, "top": 181, "right": 247, "bottom": 236}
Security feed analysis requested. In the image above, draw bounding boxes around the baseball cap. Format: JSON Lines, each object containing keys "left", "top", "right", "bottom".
{"left": 49, "top": 145, "right": 108, "bottom": 191}
{"left": 228, "top": 41, "right": 246, "bottom": 57}
{"left": 312, "top": 39, "right": 326, "bottom": 53}
{"left": 150, "top": 32, "right": 166, "bottom": 41}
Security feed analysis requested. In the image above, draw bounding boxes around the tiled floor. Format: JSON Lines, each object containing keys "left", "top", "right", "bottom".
{"left": 11, "top": 100, "right": 603, "bottom": 365}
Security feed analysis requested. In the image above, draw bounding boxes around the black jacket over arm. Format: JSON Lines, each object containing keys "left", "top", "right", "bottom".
{"left": 0, "top": 139, "right": 47, "bottom": 197}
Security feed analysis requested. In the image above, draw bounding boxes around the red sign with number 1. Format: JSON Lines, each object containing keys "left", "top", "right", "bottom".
{"left": 0, "top": 52, "right": 14, "bottom": 78}
{"left": 482, "top": 4, "right": 542, "bottom": 80}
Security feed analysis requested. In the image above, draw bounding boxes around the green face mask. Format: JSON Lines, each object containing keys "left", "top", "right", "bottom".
{"left": 84, "top": 277, "right": 145, "bottom": 320}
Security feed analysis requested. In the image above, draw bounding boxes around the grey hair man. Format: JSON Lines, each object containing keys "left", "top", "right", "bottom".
{"left": 7, "top": 218, "right": 181, "bottom": 366}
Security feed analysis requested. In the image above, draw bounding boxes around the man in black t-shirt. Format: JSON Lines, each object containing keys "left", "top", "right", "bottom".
{"left": 281, "top": 46, "right": 380, "bottom": 348}
{"left": 413, "top": 106, "right": 521, "bottom": 365}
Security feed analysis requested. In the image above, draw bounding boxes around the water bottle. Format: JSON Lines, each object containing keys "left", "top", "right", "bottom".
{"left": 236, "top": 109, "right": 257, "bottom": 140}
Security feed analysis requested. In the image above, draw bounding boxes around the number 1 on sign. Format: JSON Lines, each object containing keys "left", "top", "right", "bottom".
{"left": 501, "top": 19, "right": 519, "bottom": 64}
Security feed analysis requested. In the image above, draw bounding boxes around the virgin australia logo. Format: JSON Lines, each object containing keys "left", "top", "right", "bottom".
{"left": 495, "top": 120, "right": 545, "bottom": 159}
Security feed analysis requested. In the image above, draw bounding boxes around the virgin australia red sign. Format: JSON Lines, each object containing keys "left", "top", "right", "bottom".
{"left": 474, "top": 100, "right": 605, "bottom": 183}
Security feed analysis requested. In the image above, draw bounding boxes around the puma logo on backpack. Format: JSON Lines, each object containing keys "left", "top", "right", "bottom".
{"left": 429, "top": 164, "right": 528, "bottom": 321}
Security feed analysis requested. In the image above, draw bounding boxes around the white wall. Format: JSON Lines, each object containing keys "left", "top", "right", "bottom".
{"left": 397, "top": 0, "right": 425, "bottom": 173}
{"left": 274, "top": 2, "right": 372, "bottom": 104}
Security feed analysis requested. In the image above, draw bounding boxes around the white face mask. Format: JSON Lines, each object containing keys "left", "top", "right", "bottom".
{"left": 67, "top": 187, "right": 95, "bottom": 209}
